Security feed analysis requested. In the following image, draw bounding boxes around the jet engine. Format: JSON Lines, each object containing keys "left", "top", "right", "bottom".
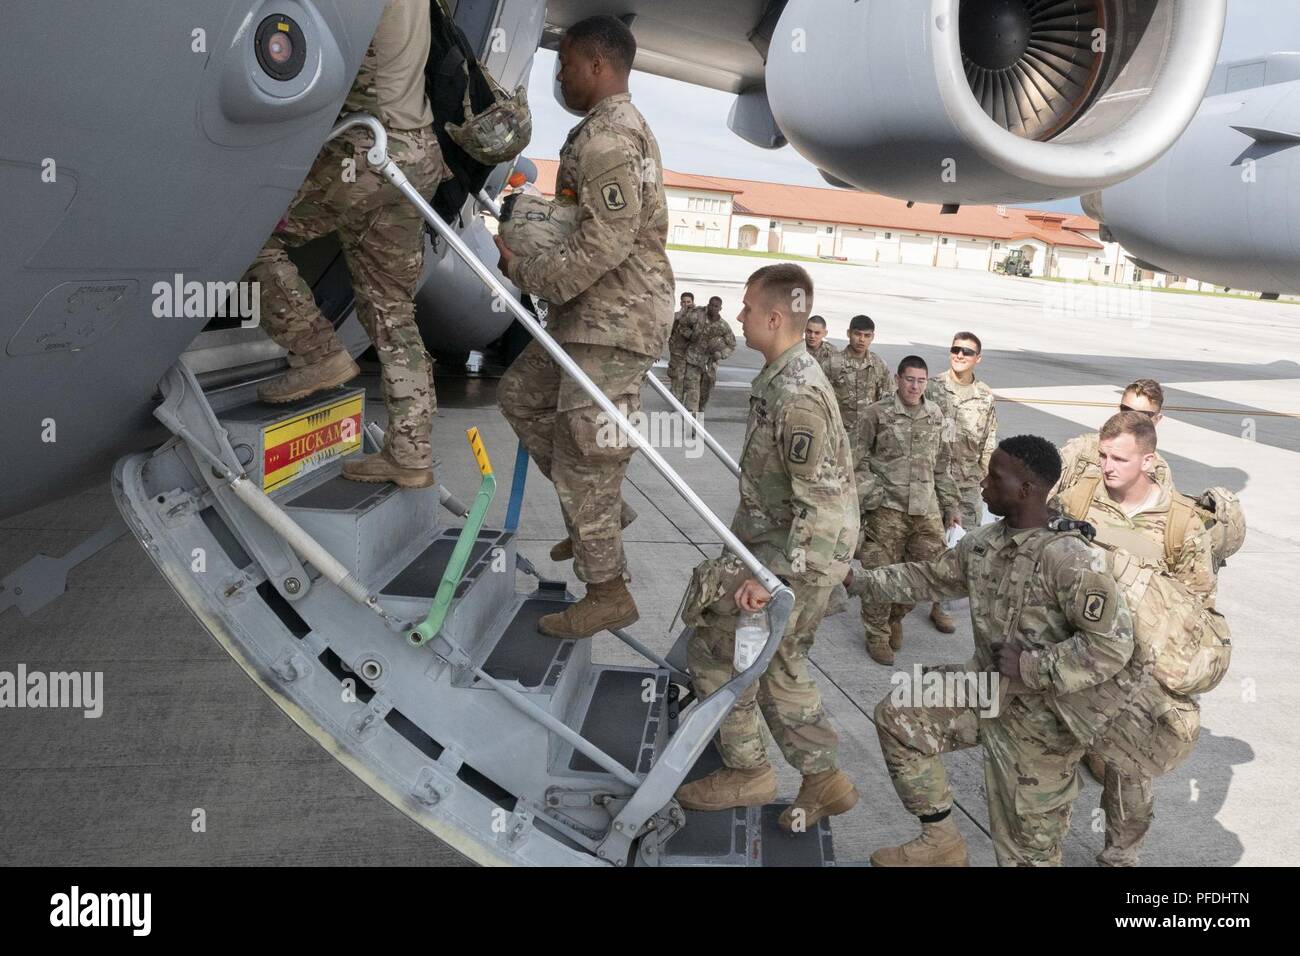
{"left": 765, "top": 0, "right": 1227, "bottom": 203}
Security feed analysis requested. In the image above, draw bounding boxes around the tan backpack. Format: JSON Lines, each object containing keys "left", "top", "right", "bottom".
{"left": 1055, "top": 481, "right": 1233, "bottom": 697}
{"left": 1003, "top": 528, "right": 1201, "bottom": 779}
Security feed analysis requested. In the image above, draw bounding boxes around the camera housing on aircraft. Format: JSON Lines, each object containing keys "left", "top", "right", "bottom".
{"left": 766, "top": 0, "right": 1228, "bottom": 203}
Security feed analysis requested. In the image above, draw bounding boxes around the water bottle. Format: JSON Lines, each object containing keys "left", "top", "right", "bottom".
{"left": 733, "top": 610, "right": 769, "bottom": 672}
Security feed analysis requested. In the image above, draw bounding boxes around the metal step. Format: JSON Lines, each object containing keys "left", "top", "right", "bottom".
{"left": 656, "top": 743, "right": 837, "bottom": 867}
{"left": 380, "top": 526, "right": 516, "bottom": 659}
{"left": 551, "top": 665, "right": 671, "bottom": 779}
{"left": 282, "top": 473, "right": 441, "bottom": 586}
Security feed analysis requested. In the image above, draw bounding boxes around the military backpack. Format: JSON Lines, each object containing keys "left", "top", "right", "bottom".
{"left": 1001, "top": 524, "right": 1201, "bottom": 780}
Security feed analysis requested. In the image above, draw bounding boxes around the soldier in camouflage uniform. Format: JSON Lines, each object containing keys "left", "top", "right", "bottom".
{"left": 804, "top": 315, "right": 833, "bottom": 370}
{"left": 666, "top": 292, "right": 696, "bottom": 398}
{"left": 932, "top": 332, "right": 998, "bottom": 528}
{"left": 679, "top": 296, "right": 736, "bottom": 414}
{"left": 495, "top": 17, "right": 673, "bottom": 638}
{"left": 823, "top": 314, "right": 894, "bottom": 459}
{"left": 922, "top": 332, "right": 998, "bottom": 633}
{"left": 1052, "top": 379, "right": 1174, "bottom": 498}
{"left": 675, "top": 264, "right": 861, "bottom": 832}
{"left": 848, "top": 435, "right": 1136, "bottom": 866}
{"left": 855, "top": 356, "right": 962, "bottom": 663}
{"left": 247, "top": 0, "right": 450, "bottom": 488}
{"left": 1054, "top": 411, "right": 1215, "bottom": 867}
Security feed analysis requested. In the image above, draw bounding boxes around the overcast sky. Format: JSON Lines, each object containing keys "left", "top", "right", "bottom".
{"left": 524, "top": 0, "right": 1299, "bottom": 215}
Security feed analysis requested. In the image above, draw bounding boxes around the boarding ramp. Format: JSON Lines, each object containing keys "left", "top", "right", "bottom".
{"left": 112, "top": 115, "right": 835, "bottom": 867}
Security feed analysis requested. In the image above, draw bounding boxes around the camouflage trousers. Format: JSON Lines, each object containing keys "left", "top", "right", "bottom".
{"left": 244, "top": 124, "right": 448, "bottom": 468}
{"left": 667, "top": 349, "right": 688, "bottom": 402}
{"left": 857, "top": 507, "right": 947, "bottom": 645}
{"left": 953, "top": 475, "right": 985, "bottom": 530}
{"left": 688, "top": 581, "right": 838, "bottom": 774}
{"left": 679, "top": 362, "right": 717, "bottom": 415}
{"left": 498, "top": 339, "right": 648, "bottom": 584}
{"left": 1095, "top": 757, "right": 1155, "bottom": 866}
{"left": 875, "top": 690, "right": 1085, "bottom": 866}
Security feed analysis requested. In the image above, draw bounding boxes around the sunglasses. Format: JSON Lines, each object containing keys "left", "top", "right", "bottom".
{"left": 950, "top": 346, "right": 978, "bottom": 357}
{"left": 1119, "top": 403, "right": 1158, "bottom": 418}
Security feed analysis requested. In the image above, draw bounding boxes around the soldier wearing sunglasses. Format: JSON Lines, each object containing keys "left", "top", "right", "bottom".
{"left": 924, "top": 332, "right": 998, "bottom": 634}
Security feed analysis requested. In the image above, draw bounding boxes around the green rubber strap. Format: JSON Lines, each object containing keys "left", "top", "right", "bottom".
{"left": 409, "top": 471, "right": 497, "bottom": 646}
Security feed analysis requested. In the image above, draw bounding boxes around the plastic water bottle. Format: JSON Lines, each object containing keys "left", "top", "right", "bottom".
{"left": 733, "top": 610, "right": 769, "bottom": 672}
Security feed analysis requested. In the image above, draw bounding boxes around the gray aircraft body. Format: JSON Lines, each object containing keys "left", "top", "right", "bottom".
{"left": 1087, "top": 51, "right": 1300, "bottom": 296}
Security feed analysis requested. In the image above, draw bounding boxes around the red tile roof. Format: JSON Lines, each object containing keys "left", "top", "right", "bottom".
{"left": 524, "top": 158, "right": 1103, "bottom": 250}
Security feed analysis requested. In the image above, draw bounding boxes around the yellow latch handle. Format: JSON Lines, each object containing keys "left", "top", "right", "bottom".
{"left": 467, "top": 427, "right": 493, "bottom": 476}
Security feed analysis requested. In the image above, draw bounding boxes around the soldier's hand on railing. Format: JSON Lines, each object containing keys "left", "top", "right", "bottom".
{"left": 735, "top": 578, "right": 772, "bottom": 612}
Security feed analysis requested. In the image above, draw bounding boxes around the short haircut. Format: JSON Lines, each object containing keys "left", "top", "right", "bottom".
{"left": 898, "top": 355, "right": 928, "bottom": 375}
{"left": 805, "top": 314, "right": 826, "bottom": 329}
{"left": 709, "top": 296, "right": 722, "bottom": 306}
{"left": 1124, "top": 378, "right": 1165, "bottom": 411}
{"left": 1100, "top": 411, "right": 1158, "bottom": 453}
{"left": 999, "top": 435, "right": 1062, "bottom": 487}
{"left": 567, "top": 16, "right": 637, "bottom": 74}
{"left": 680, "top": 292, "right": 695, "bottom": 302}
{"left": 953, "top": 331, "right": 982, "bottom": 353}
{"left": 849, "top": 315, "right": 875, "bottom": 333}
{"left": 747, "top": 264, "right": 814, "bottom": 321}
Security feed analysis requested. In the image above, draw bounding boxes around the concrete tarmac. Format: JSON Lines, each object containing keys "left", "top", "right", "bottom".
{"left": 1, "top": 252, "right": 1295, "bottom": 866}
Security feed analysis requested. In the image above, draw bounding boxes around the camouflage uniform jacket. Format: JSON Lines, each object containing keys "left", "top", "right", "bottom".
{"left": 668, "top": 307, "right": 698, "bottom": 361}
{"left": 824, "top": 347, "right": 894, "bottom": 456}
{"left": 855, "top": 521, "right": 1135, "bottom": 697}
{"left": 731, "top": 341, "right": 859, "bottom": 587}
{"left": 1074, "top": 479, "right": 1217, "bottom": 607}
{"left": 1051, "top": 431, "right": 1173, "bottom": 499}
{"left": 341, "top": 0, "right": 435, "bottom": 131}
{"left": 805, "top": 340, "right": 834, "bottom": 371}
{"left": 684, "top": 311, "right": 737, "bottom": 369}
{"left": 932, "top": 369, "right": 997, "bottom": 482}
{"left": 509, "top": 93, "right": 673, "bottom": 358}
{"left": 856, "top": 394, "right": 961, "bottom": 520}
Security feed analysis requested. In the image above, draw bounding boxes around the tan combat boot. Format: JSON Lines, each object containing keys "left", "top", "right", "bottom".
{"left": 258, "top": 350, "right": 359, "bottom": 404}
{"left": 551, "top": 502, "right": 636, "bottom": 561}
{"left": 778, "top": 769, "right": 859, "bottom": 832}
{"left": 930, "top": 603, "right": 956, "bottom": 634}
{"left": 867, "top": 634, "right": 896, "bottom": 665}
{"left": 889, "top": 619, "right": 904, "bottom": 651}
{"left": 674, "top": 765, "right": 778, "bottom": 812}
{"left": 870, "top": 815, "right": 969, "bottom": 867}
{"left": 342, "top": 451, "right": 435, "bottom": 489}
{"left": 538, "top": 578, "right": 638, "bottom": 638}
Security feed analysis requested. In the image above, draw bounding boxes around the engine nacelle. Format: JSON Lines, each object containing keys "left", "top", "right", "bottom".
{"left": 1087, "top": 71, "right": 1300, "bottom": 294}
{"left": 766, "top": 0, "right": 1226, "bottom": 203}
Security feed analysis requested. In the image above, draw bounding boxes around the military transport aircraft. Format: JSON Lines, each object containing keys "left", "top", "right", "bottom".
{"left": 1, "top": 0, "right": 1230, "bottom": 865}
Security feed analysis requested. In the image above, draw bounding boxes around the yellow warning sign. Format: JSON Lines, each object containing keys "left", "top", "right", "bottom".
{"left": 262, "top": 393, "right": 364, "bottom": 492}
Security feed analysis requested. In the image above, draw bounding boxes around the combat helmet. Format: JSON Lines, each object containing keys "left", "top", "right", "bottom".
{"left": 499, "top": 192, "right": 579, "bottom": 258}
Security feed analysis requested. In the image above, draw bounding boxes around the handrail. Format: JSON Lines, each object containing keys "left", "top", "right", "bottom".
{"left": 337, "top": 114, "right": 797, "bottom": 848}
{"left": 642, "top": 373, "right": 741, "bottom": 478}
